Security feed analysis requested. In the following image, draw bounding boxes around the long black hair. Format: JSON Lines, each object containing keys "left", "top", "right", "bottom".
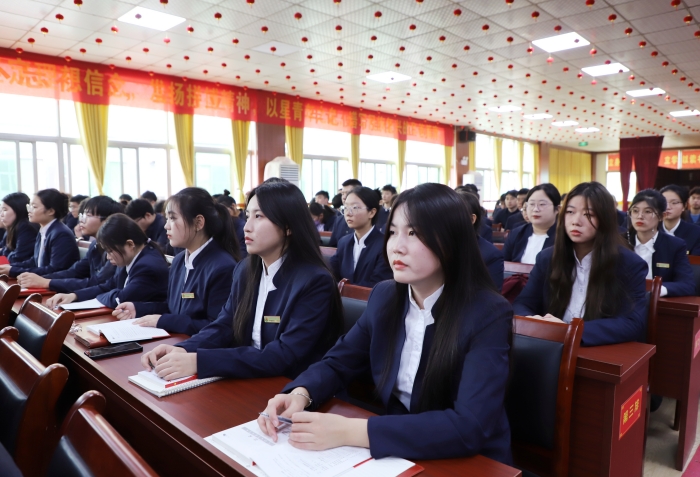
{"left": 379, "top": 183, "right": 497, "bottom": 412}
{"left": 626, "top": 189, "right": 665, "bottom": 246}
{"left": 96, "top": 214, "right": 167, "bottom": 264}
{"left": 36, "top": 188, "right": 69, "bottom": 220}
{"left": 2, "top": 192, "right": 31, "bottom": 251}
{"left": 168, "top": 187, "right": 241, "bottom": 261}
{"left": 548, "top": 182, "right": 628, "bottom": 322}
{"left": 232, "top": 181, "right": 343, "bottom": 347}
{"left": 308, "top": 202, "right": 335, "bottom": 225}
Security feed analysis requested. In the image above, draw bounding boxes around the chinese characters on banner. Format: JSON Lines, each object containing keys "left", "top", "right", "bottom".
{"left": 619, "top": 386, "right": 643, "bottom": 439}
{"left": 0, "top": 49, "right": 453, "bottom": 147}
{"left": 681, "top": 150, "right": 700, "bottom": 169}
{"left": 607, "top": 153, "right": 620, "bottom": 172}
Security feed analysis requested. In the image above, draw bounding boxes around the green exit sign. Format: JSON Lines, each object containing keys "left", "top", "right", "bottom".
{"left": 579, "top": 141, "right": 588, "bottom": 147}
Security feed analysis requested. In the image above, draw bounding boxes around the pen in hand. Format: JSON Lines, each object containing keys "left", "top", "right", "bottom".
{"left": 258, "top": 412, "right": 293, "bottom": 425}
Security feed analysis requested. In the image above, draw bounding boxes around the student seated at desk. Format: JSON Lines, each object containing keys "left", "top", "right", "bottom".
{"left": 16, "top": 196, "right": 121, "bottom": 293}
{"left": 0, "top": 189, "right": 79, "bottom": 277}
{"left": 627, "top": 189, "right": 694, "bottom": 297}
{"left": 329, "top": 179, "right": 363, "bottom": 247}
{"left": 309, "top": 202, "right": 336, "bottom": 233}
{"left": 513, "top": 182, "right": 648, "bottom": 346}
{"left": 329, "top": 187, "right": 393, "bottom": 288}
{"left": 0, "top": 192, "right": 39, "bottom": 264}
{"left": 140, "top": 179, "right": 344, "bottom": 381}
{"left": 113, "top": 188, "right": 239, "bottom": 335}
{"left": 661, "top": 184, "right": 700, "bottom": 256}
{"left": 125, "top": 199, "right": 169, "bottom": 250}
{"left": 46, "top": 214, "right": 169, "bottom": 309}
{"left": 503, "top": 183, "right": 560, "bottom": 264}
{"left": 64, "top": 194, "right": 87, "bottom": 234}
{"left": 456, "top": 189, "right": 504, "bottom": 291}
{"left": 257, "top": 183, "right": 513, "bottom": 463}
{"left": 493, "top": 189, "right": 520, "bottom": 230}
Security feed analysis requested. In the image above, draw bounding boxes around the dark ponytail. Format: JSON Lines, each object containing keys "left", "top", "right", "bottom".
{"left": 167, "top": 187, "right": 241, "bottom": 261}
{"left": 96, "top": 214, "right": 167, "bottom": 264}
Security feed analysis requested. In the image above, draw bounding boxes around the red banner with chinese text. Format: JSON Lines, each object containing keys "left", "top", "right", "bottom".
{"left": 681, "top": 150, "right": 700, "bottom": 170}
{"left": 0, "top": 48, "right": 453, "bottom": 147}
{"left": 659, "top": 150, "right": 679, "bottom": 169}
{"left": 607, "top": 153, "right": 620, "bottom": 172}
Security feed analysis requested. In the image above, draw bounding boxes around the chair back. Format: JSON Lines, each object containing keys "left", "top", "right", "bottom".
{"left": 0, "top": 274, "right": 21, "bottom": 329}
{"left": 507, "top": 316, "right": 584, "bottom": 477}
{"left": 493, "top": 230, "right": 508, "bottom": 243}
{"left": 494, "top": 243, "right": 504, "bottom": 251}
{"left": 688, "top": 255, "right": 700, "bottom": 295}
{"left": 338, "top": 279, "right": 371, "bottom": 333}
{"left": 15, "top": 295, "right": 75, "bottom": 366}
{"left": 492, "top": 223, "right": 502, "bottom": 231}
{"left": 320, "top": 231, "right": 332, "bottom": 246}
{"left": 645, "top": 276, "right": 662, "bottom": 345}
{"left": 504, "top": 261, "right": 534, "bottom": 278}
{"left": 78, "top": 240, "right": 91, "bottom": 260}
{"left": 47, "top": 391, "right": 158, "bottom": 477}
{"left": 0, "top": 327, "right": 68, "bottom": 476}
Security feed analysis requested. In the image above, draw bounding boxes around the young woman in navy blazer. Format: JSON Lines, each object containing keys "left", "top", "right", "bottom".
{"left": 113, "top": 187, "right": 239, "bottom": 335}
{"left": 329, "top": 187, "right": 393, "bottom": 288}
{"left": 46, "top": 214, "right": 169, "bottom": 309}
{"left": 503, "top": 183, "right": 560, "bottom": 264}
{"left": 627, "top": 189, "right": 694, "bottom": 297}
{"left": 514, "top": 182, "right": 648, "bottom": 346}
{"left": 140, "top": 179, "right": 344, "bottom": 381}
{"left": 457, "top": 189, "right": 504, "bottom": 292}
{"left": 0, "top": 193, "right": 38, "bottom": 264}
{"left": 0, "top": 189, "right": 79, "bottom": 277}
{"left": 16, "top": 196, "right": 121, "bottom": 293}
{"left": 329, "top": 179, "right": 363, "bottom": 247}
{"left": 661, "top": 184, "right": 700, "bottom": 256}
{"left": 258, "top": 183, "right": 513, "bottom": 464}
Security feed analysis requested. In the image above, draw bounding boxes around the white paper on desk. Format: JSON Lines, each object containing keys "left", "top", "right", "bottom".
{"left": 86, "top": 319, "right": 169, "bottom": 344}
{"left": 60, "top": 298, "right": 105, "bottom": 310}
{"left": 211, "top": 420, "right": 372, "bottom": 477}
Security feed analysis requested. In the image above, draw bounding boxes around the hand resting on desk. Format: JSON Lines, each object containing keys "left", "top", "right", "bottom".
{"left": 46, "top": 293, "right": 77, "bottom": 308}
{"left": 16, "top": 272, "right": 50, "bottom": 289}
{"left": 141, "top": 344, "right": 196, "bottom": 380}
{"left": 114, "top": 302, "right": 161, "bottom": 326}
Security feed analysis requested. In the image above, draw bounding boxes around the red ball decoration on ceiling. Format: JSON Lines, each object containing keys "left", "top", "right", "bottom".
{"left": 80, "top": 48, "right": 87, "bottom": 54}
{"left": 662, "top": 61, "right": 669, "bottom": 66}
{"left": 426, "top": 55, "right": 432, "bottom": 61}
{"left": 301, "top": 37, "right": 308, "bottom": 43}
{"left": 307, "top": 54, "right": 313, "bottom": 59}
{"left": 399, "top": 46, "right": 405, "bottom": 52}
{"left": 95, "top": 38, "right": 102, "bottom": 44}
{"left": 608, "top": 14, "right": 617, "bottom": 23}
{"left": 507, "top": 36, "right": 514, "bottom": 44}
{"left": 261, "top": 26, "right": 268, "bottom": 33}
{"left": 74, "top": 0, "right": 83, "bottom": 6}
{"left": 222, "top": 63, "right": 227, "bottom": 68}
{"left": 125, "top": 56, "right": 131, "bottom": 62}
{"left": 624, "top": 27, "right": 633, "bottom": 35}
{"left": 684, "top": 15, "right": 693, "bottom": 24}
{"left": 532, "top": 11, "right": 540, "bottom": 20}
{"left": 335, "top": 25, "right": 342, "bottom": 31}
{"left": 527, "top": 46, "right": 534, "bottom": 54}
{"left": 374, "top": 11, "right": 382, "bottom": 18}
{"left": 214, "top": 12, "right": 222, "bottom": 21}
{"left": 371, "top": 35, "right": 377, "bottom": 41}
{"left": 163, "top": 37, "right": 170, "bottom": 44}
{"left": 208, "top": 46, "right": 214, "bottom": 53}
{"left": 15, "top": 48, "right": 23, "bottom": 54}
{"left": 40, "top": 27, "right": 49, "bottom": 35}
{"left": 232, "top": 38, "right": 239, "bottom": 45}
{"left": 695, "top": 30, "right": 700, "bottom": 38}
{"left": 586, "top": 0, "right": 595, "bottom": 8}
{"left": 294, "top": 12, "right": 302, "bottom": 20}
{"left": 160, "top": 0, "right": 168, "bottom": 5}
{"left": 336, "top": 45, "right": 342, "bottom": 51}
{"left": 247, "top": 0, "right": 255, "bottom": 5}
{"left": 55, "top": 13, "right": 64, "bottom": 21}
{"left": 368, "top": 54, "right": 373, "bottom": 59}
{"left": 671, "top": 0, "right": 681, "bottom": 8}
{"left": 454, "top": 9, "right": 462, "bottom": 16}
{"left": 554, "top": 25, "right": 562, "bottom": 33}
{"left": 27, "top": 38, "right": 35, "bottom": 45}
{"left": 111, "top": 26, "right": 119, "bottom": 33}
{"left": 505, "top": 0, "right": 514, "bottom": 7}
{"left": 244, "top": 54, "right": 250, "bottom": 60}
{"left": 464, "top": 45, "right": 470, "bottom": 51}
{"left": 639, "top": 41, "right": 646, "bottom": 47}
{"left": 439, "top": 35, "right": 446, "bottom": 42}
{"left": 187, "top": 25, "right": 194, "bottom": 33}
{"left": 143, "top": 47, "right": 149, "bottom": 53}
{"left": 482, "top": 24, "right": 490, "bottom": 30}
{"left": 651, "top": 50, "right": 658, "bottom": 56}
{"left": 409, "top": 24, "right": 416, "bottom": 31}
{"left": 590, "top": 48, "right": 597, "bottom": 55}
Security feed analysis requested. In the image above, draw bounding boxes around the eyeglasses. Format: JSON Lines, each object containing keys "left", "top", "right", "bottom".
{"left": 79, "top": 213, "right": 105, "bottom": 222}
{"left": 341, "top": 205, "right": 370, "bottom": 216}
{"left": 667, "top": 200, "right": 683, "bottom": 207}
{"left": 527, "top": 201, "right": 553, "bottom": 210}
{"left": 26, "top": 204, "right": 41, "bottom": 212}
{"left": 628, "top": 207, "right": 657, "bottom": 219}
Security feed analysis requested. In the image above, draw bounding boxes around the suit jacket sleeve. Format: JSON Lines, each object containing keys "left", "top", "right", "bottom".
{"left": 486, "top": 250, "right": 504, "bottom": 293}
{"left": 512, "top": 253, "right": 547, "bottom": 316}
{"left": 502, "top": 231, "right": 516, "bottom": 262}
{"left": 360, "top": 254, "right": 393, "bottom": 288}
{"left": 6, "top": 223, "right": 38, "bottom": 264}
{"left": 329, "top": 248, "right": 341, "bottom": 282}
{"left": 663, "top": 244, "right": 695, "bottom": 297}
{"left": 10, "top": 231, "right": 79, "bottom": 277}
{"left": 328, "top": 215, "right": 345, "bottom": 247}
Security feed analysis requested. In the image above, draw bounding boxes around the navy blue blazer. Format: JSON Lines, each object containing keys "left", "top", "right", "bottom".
{"left": 328, "top": 214, "right": 351, "bottom": 247}
{"left": 9, "top": 220, "right": 80, "bottom": 277}
{"left": 493, "top": 208, "right": 519, "bottom": 228}
{"left": 64, "top": 214, "right": 79, "bottom": 233}
{"left": 505, "top": 213, "right": 525, "bottom": 231}
{"left": 146, "top": 214, "right": 169, "bottom": 250}
{"left": 648, "top": 232, "right": 695, "bottom": 297}
{"left": 617, "top": 210, "right": 628, "bottom": 228}
{"left": 2, "top": 221, "right": 39, "bottom": 264}
{"left": 329, "top": 227, "right": 393, "bottom": 287}
{"left": 45, "top": 241, "right": 116, "bottom": 293}
{"left": 513, "top": 246, "right": 648, "bottom": 346}
{"left": 176, "top": 256, "right": 338, "bottom": 380}
{"left": 375, "top": 207, "right": 389, "bottom": 233}
{"left": 73, "top": 244, "right": 169, "bottom": 308}
{"left": 282, "top": 280, "right": 513, "bottom": 463}
{"left": 503, "top": 223, "right": 556, "bottom": 263}
{"left": 479, "top": 236, "right": 504, "bottom": 292}
{"left": 671, "top": 220, "right": 700, "bottom": 256}
{"left": 479, "top": 222, "right": 493, "bottom": 243}
{"left": 134, "top": 241, "right": 237, "bottom": 335}
{"left": 233, "top": 216, "right": 247, "bottom": 258}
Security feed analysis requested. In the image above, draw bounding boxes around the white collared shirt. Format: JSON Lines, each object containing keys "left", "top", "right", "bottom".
{"left": 521, "top": 232, "right": 549, "bottom": 265}
{"left": 184, "top": 238, "right": 213, "bottom": 283}
{"left": 252, "top": 255, "right": 285, "bottom": 350}
{"left": 353, "top": 226, "right": 374, "bottom": 270}
{"left": 563, "top": 252, "right": 592, "bottom": 323}
{"left": 635, "top": 232, "right": 658, "bottom": 280}
{"left": 123, "top": 247, "right": 144, "bottom": 287}
{"left": 663, "top": 220, "right": 681, "bottom": 236}
{"left": 393, "top": 284, "right": 444, "bottom": 410}
{"left": 37, "top": 219, "right": 56, "bottom": 266}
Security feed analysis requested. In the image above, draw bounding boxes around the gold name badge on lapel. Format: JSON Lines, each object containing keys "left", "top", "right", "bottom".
{"left": 656, "top": 263, "right": 670, "bottom": 269}
{"left": 264, "top": 316, "right": 281, "bottom": 324}
{"left": 181, "top": 293, "right": 195, "bottom": 299}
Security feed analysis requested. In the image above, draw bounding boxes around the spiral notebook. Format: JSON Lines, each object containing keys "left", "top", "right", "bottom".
{"left": 128, "top": 370, "right": 221, "bottom": 397}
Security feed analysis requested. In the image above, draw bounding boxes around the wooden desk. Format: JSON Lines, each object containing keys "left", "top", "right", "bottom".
{"left": 650, "top": 296, "right": 700, "bottom": 470}
{"left": 59, "top": 315, "right": 521, "bottom": 477}
{"left": 570, "top": 342, "right": 656, "bottom": 477}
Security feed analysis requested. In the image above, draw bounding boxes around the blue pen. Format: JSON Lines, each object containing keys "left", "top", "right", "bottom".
{"left": 258, "top": 412, "right": 293, "bottom": 425}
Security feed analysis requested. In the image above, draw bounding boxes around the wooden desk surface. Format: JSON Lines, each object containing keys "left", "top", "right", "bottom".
{"left": 61, "top": 315, "right": 521, "bottom": 477}
{"left": 576, "top": 342, "right": 656, "bottom": 384}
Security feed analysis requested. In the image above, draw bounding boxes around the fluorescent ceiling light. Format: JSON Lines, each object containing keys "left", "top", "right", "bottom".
{"left": 532, "top": 32, "right": 590, "bottom": 53}
{"left": 118, "top": 7, "right": 185, "bottom": 31}
{"left": 552, "top": 120, "right": 579, "bottom": 127}
{"left": 366, "top": 72, "right": 411, "bottom": 84}
{"left": 575, "top": 127, "right": 599, "bottom": 133}
{"left": 523, "top": 113, "right": 553, "bottom": 120}
{"left": 489, "top": 105, "right": 521, "bottom": 113}
{"left": 669, "top": 109, "right": 700, "bottom": 117}
{"left": 626, "top": 88, "right": 665, "bottom": 97}
{"left": 251, "top": 41, "right": 300, "bottom": 56}
{"left": 581, "top": 63, "right": 629, "bottom": 77}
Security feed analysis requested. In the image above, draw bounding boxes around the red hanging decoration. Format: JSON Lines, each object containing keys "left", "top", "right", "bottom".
{"left": 590, "top": 48, "right": 597, "bottom": 55}
{"left": 399, "top": 46, "right": 405, "bottom": 52}
{"left": 409, "top": 24, "right": 416, "bottom": 31}
{"left": 335, "top": 25, "right": 342, "bottom": 31}
{"left": 336, "top": 45, "right": 342, "bottom": 51}
{"left": 307, "top": 54, "right": 313, "bottom": 59}
{"left": 55, "top": 13, "right": 64, "bottom": 22}
{"left": 80, "top": 48, "right": 86, "bottom": 54}
{"left": 208, "top": 46, "right": 214, "bottom": 53}
{"left": 662, "top": 61, "right": 669, "bottom": 67}
{"left": 40, "top": 27, "right": 49, "bottom": 35}
{"left": 454, "top": 9, "right": 462, "bottom": 16}
{"left": 439, "top": 35, "right": 446, "bottom": 42}
{"left": 301, "top": 37, "right": 308, "bottom": 43}
{"left": 247, "top": 0, "right": 255, "bottom": 5}
{"left": 367, "top": 54, "right": 373, "bottom": 59}
{"left": 374, "top": 11, "right": 382, "bottom": 18}
{"left": 186, "top": 25, "right": 194, "bottom": 33}
{"left": 371, "top": 35, "right": 377, "bottom": 41}
{"left": 95, "top": 38, "right": 102, "bottom": 44}
{"left": 695, "top": 30, "right": 700, "bottom": 38}
{"left": 547, "top": 55, "right": 554, "bottom": 63}
{"left": 464, "top": 45, "right": 470, "bottom": 51}
{"left": 294, "top": 12, "right": 302, "bottom": 20}
{"left": 586, "top": 0, "right": 595, "bottom": 8}
{"left": 160, "top": 0, "right": 168, "bottom": 5}
{"left": 232, "top": 38, "right": 239, "bottom": 45}
{"left": 214, "top": 12, "right": 222, "bottom": 21}
{"left": 624, "top": 27, "right": 633, "bottom": 35}
{"left": 554, "top": 25, "right": 562, "bottom": 33}
{"left": 163, "top": 37, "right": 170, "bottom": 44}
{"left": 505, "top": 0, "right": 514, "bottom": 7}
{"left": 244, "top": 55, "right": 250, "bottom": 60}
{"left": 487, "top": 56, "right": 494, "bottom": 62}
{"left": 142, "top": 47, "right": 149, "bottom": 53}
{"left": 15, "top": 48, "right": 23, "bottom": 54}
{"left": 527, "top": 46, "right": 534, "bottom": 54}
{"left": 684, "top": 15, "right": 693, "bottom": 24}
{"left": 261, "top": 26, "right": 268, "bottom": 33}
{"left": 426, "top": 56, "right": 432, "bottom": 61}
{"left": 74, "top": 0, "right": 82, "bottom": 6}
{"left": 482, "top": 24, "right": 490, "bottom": 31}
{"left": 222, "top": 63, "right": 227, "bottom": 68}
{"left": 27, "top": 38, "right": 35, "bottom": 45}
{"left": 125, "top": 56, "right": 131, "bottom": 62}
{"left": 608, "top": 14, "right": 617, "bottom": 23}
{"left": 651, "top": 50, "right": 659, "bottom": 56}
{"left": 671, "top": 0, "right": 681, "bottom": 8}
{"left": 532, "top": 11, "right": 540, "bottom": 21}
{"left": 111, "top": 26, "right": 118, "bottom": 33}
{"left": 507, "top": 36, "right": 514, "bottom": 44}
{"left": 639, "top": 41, "right": 647, "bottom": 47}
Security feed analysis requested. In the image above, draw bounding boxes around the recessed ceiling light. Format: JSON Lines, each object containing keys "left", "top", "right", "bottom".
{"left": 251, "top": 41, "right": 300, "bottom": 56}
{"left": 669, "top": 109, "right": 700, "bottom": 117}
{"left": 532, "top": 32, "right": 590, "bottom": 53}
{"left": 523, "top": 113, "right": 553, "bottom": 120}
{"left": 581, "top": 63, "right": 629, "bottom": 77}
{"left": 366, "top": 72, "right": 411, "bottom": 84}
{"left": 626, "top": 88, "right": 665, "bottom": 97}
{"left": 118, "top": 7, "right": 185, "bottom": 31}
{"left": 552, "top": 120, "right": 579, "bottom": 127}
{"left": 489, "top": 105, "right": 521, "bottom": 113}
{"left": 575, "top": 127, "right": 599, "bottom": 133}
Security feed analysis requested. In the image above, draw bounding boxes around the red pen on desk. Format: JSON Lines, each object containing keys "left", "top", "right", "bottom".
{"left": 164, "top": 375, "right": 198, "bottom": 388}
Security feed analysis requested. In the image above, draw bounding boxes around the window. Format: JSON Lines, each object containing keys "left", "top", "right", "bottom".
{"left": 138, "top": 148, "right": 169, "bottom": 199}
{"left": 522, "top": 143, "right": 535, "bottom": 189}
{"left": 0, "top": 141, "right": 18, "bottom": 198}
{"left": 194, "top": 115, "right": 234, "bottom": 149}
{"left": 359, "top": 135, "right": 399, "bottom": 190}
{"left": 300, "top": 128, "right": 353, "bottom": 201}
{"left": 0, "top": 94, "right": 58, "bottom": 137}
{"left": 605, "top": 152, "right": 637, "bottom": 203}
{"left": 404, "top": 164, "right": 440, "bottom": 189}
{"left": 360, "top": 162, "right": 396, "bottom": 190}
{"left": 500, "top": 139, "right": 519, "bottom": 193}
{"left": 475, "top": 134, "right": 498, "bottom": 206}
{"left": 19, "top": 142, "right": 34, "bottom": 196}
{"left": 108, "top": 106, "right": 168, "bottom": 144}
{"left": 301, "top": 158, "right": 338, "bottom": 202}
{"left": 36, "top": 142, "right": 60, "bottom": 191}
{"left": 195, "top": 152, "right": 231, "bottom": 195}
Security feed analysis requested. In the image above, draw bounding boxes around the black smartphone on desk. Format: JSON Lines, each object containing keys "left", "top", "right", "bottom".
{"left": 85, "top": 342, "right": 143, "bottom": 360}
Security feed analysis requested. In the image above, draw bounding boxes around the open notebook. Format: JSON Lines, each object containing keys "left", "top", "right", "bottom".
{"left": 129, "top": 370, "right": 221, "bottom": 397}
{"left": 206, "top": 419, "right": 423, "bottom": 477}
{"left": 86, "top": 319, "right": 170, "bottom": 344}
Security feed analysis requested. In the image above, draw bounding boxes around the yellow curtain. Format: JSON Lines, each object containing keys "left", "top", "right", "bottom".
{"left": 173, "top": 113, "right": 195, "bottom": 187}
{"left": 74, "top": 102, "right": 108, "bottom": 195}
{"left": 468, "top": 141, "right": 476, "bottom": 172}
{"left": 534, "top": 143, "right": 540, "bottom": 184}
{"left": 397, "top": 139, "right": 406, "bottom": 191}
{"left": 517, "top": 141, "right": 524, "bottom": 189}
{"left": 493, "top": 138, "right": 503, "bottom": 193}
{"left": 285, "top": 125, "right": 304, "bottom": 171}
{"left": 443, "top": 146, "right": 452, "bottom": 186}
{"left": 232, "top": 119, "right": 250, "bottom": 203}
{"left": 549, "top": 147, "right": 592, "bottom": 193}
{"left": 350, "top": 134, "right": 360, "bottom": 179}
